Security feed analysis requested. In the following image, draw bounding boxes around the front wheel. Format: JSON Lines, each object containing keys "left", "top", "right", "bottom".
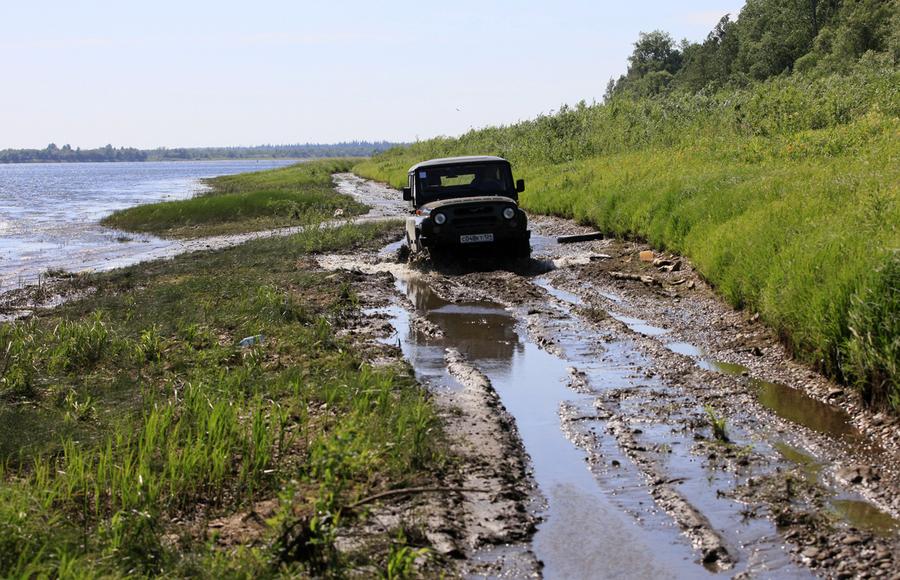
{"left": 512, "top": 239, "right": 531, "bottom": 259}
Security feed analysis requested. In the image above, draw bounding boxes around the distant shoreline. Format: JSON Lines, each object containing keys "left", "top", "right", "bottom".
{"left": 0, "top": 157, "right": 315, "bottom": 165}
{"left": 0, "top": 142, "right": 403, "bottom": 165}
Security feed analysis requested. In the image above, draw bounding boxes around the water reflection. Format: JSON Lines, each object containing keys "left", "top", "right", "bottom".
{"left": 830, "top": 499, "right": 900, "bottom": 536}
{"left": 403, "top": 276, "right": 522, "bottom": 363}
{"left": 756, "top": 380, "right": 856, "bottom": 438}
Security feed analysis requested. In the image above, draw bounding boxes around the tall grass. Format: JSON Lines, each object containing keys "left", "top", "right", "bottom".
{"left": 355, "top": 67, "right": 900, "bottom": 407}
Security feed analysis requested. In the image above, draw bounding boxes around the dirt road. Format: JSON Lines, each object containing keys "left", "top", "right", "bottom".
{"left": 325, "top": 173, "right": 900, "bottom": 578}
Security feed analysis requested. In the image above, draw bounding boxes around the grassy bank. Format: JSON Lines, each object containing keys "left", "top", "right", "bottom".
{"left": 0, "top": 219, "right": 446, "bottom": 577}
{"left": 102, "top": 159, "right": 366, "bottom": 238}
{"left": 355, "top": 68, "right": 900, "bottom": 408}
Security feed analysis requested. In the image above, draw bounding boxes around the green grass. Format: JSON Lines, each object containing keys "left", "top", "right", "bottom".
{"left": 0, "top": 219, "right": 447, "bottom": 577}
{"left": 102, "top": 159, "right": 367, "bottom": 238}
{"left": 354, "top": 67, "right": 900, "bottom": 409}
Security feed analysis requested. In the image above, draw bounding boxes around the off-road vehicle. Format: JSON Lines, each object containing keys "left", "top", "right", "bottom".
{"left": 402, "top": 156, "right": 530, "bottom": 258}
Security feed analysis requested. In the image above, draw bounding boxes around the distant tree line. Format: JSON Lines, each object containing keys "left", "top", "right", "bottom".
{"left": 0, "top": 144, "right": 148, "bottom": 163}
{"left": 0, "top": 141, "right": 401, "bottom": 164}
{"left": 607, "top": 0, "right": 899, "bottom": 98}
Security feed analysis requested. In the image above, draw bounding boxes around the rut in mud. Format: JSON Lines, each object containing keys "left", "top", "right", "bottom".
{"left": 322, "top": 173, "right": 900, "bottom": 579}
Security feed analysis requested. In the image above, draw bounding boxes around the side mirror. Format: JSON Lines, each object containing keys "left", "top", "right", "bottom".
{"left": 515, "top": 179, "right": 525, "bottom": 193}
{"left": 402, "top": 187, "right": 412, "bottom": 201}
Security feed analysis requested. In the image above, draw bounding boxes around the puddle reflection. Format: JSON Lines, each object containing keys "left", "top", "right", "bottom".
{"left": 756, "top": 380, "right": 856, "bottom": 438}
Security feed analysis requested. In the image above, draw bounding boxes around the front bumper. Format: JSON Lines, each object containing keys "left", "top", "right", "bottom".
{"left": 418, "top": 209, "right": 529, "bottom": 248}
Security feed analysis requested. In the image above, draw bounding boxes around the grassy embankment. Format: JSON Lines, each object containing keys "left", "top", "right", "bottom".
{"left": 355, "top": 67, "right": 900, "bottom": 409}
{"left": 102, "top": 159, "right": 366, "bottom": 238}
{"left": 0, "top": 166, "right": 441, "bottom": 576}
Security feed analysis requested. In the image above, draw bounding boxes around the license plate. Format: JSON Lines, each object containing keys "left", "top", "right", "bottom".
{"left": 460, "top": 233, "right": 494, "bottom": 244}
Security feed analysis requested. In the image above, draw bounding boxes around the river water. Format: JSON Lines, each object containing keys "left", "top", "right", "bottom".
{"left": 0, "top": 160, "right": 296, "bottom": 291}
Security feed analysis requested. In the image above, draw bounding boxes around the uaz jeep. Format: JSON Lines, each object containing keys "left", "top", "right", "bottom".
{"left": 402, "top": 156, "right": 530, "bottom": 258}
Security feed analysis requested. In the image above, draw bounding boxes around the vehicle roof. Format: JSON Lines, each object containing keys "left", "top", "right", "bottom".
{"left": 408, "top": 155, "right": 509, "bottom": 172}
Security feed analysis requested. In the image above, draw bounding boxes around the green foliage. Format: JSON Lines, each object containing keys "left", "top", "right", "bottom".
{"left": 705, "top": 406, "right": 730, "bottom": 443}
{"left": 101, "top": 159, "right": 367, "bottom": 238}
{"left": 48, "top": 312, "right": 110, "bottom": 373}
{"left": 0, "top": 218, "right": 441, "bottom": 576}
{"left": 843, "top": 252, "right": 900, "bottom": 407}
{"left": 382, "top": 531, "right": 430, "bottom": 580}
{"left": 0, "top": 324, "right": 40, "bottom": 398}
{"left": 798, "top": 0, "right": 899, "bottom": 73}
{"left": 733, "top": 0, "right": 819, "bottom": 80}
{"left": 610, "top": 0, "right": 898, "bottom": 96}
{"left": 608, "top": 30, "right": 683, "bottom": 98}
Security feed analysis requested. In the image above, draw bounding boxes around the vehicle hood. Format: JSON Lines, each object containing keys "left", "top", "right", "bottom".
{"left": 420, "top": 196, "right": 518, "bottom": 211}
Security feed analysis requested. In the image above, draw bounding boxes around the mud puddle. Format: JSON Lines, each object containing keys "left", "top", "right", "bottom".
{"left": 334, "top": 253, "right": 810, "bottom": 576}
{"left": 380, "top": 274, "right": 701, "bottom": 578}
{"left": 530, "top": 279, "right": 812, "bottom": 578}
{"left": 774, "top": 443, "right": 900, "bottom": 537}
{"left": 664, "top": 340, "right": 861, "bottom": 439}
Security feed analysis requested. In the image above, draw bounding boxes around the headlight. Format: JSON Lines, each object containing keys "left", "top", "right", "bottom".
{"left": 433, "top": 212, "right": 447, "bottom": 225}
{"left": 502, "top": 207, "right": 516, "bottom": 220}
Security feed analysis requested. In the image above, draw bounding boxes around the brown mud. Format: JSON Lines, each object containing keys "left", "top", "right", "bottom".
{"left": 318, "top": 174, "right": 900, "bottom": 579}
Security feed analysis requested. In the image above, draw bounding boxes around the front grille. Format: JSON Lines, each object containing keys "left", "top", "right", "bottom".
{"left": 450, "top": 205, "right": 499, "bottom": 227}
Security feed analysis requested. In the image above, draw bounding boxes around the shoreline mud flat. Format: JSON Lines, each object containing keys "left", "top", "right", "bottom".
{"left": 317, "top": 175, "right": 899, "bottom": 577}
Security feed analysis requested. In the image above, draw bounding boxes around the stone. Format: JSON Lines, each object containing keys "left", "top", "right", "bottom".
{"left": 802, "top": 547, "right": 821, "bottom": 559}
{"left": 238, "top": 334, "right": 265, "bottom": 348}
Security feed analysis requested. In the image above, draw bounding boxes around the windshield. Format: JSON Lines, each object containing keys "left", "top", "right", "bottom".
{"left": 415, "top": 163, "right": 513, "bottom": 201}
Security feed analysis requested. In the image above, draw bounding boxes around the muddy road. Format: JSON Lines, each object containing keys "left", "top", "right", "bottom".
{"left": 326, "top": 174, "right": 900, "bottom": 579}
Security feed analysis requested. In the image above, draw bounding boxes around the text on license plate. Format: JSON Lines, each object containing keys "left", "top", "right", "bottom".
{"left": 460, "top": 233, "right": 494, "bottom": 244}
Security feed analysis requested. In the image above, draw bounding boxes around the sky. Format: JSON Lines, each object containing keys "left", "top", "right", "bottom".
{"left": 0, "top": 0, "right": 745, "bottom": 149}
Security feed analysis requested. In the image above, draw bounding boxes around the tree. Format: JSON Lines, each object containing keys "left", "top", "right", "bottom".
{"left": 608, "top": 30, "right": 684, "bottom": 97}
{"left": 675, "top": 15, "right": 739, "bottom": 90}
{"left": 732, "top": 0, "right": 819, "bottom": 80}
{"left": 628, "top": 30, "right": 683, "bottom": 77}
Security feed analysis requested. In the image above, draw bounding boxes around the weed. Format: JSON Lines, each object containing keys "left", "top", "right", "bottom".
{"left": 48, "top": 312, "right": 110, "bottom": 373}
{"left": 705, "top": 406, "right": 730, "bottom": 443}
{"left": 383, "top": 531, "right": 430, "bottom": 580}
{"left": 134, "top": 327, "right": 164, "bottom": 363}
{"left": 62, "top": 390, "right": 96, "bottom": 423}
{"left": 0, "top": 325, "right": 40, "bottom": 398}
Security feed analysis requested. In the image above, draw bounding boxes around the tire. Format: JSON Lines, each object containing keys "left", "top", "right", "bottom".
{"left": 513, "top": 239, "right": 531, "bottom": 259}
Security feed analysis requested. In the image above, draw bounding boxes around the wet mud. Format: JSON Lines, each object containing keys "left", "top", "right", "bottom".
{"left": 321, "top": 175, "right": 900, "bottom": 579}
